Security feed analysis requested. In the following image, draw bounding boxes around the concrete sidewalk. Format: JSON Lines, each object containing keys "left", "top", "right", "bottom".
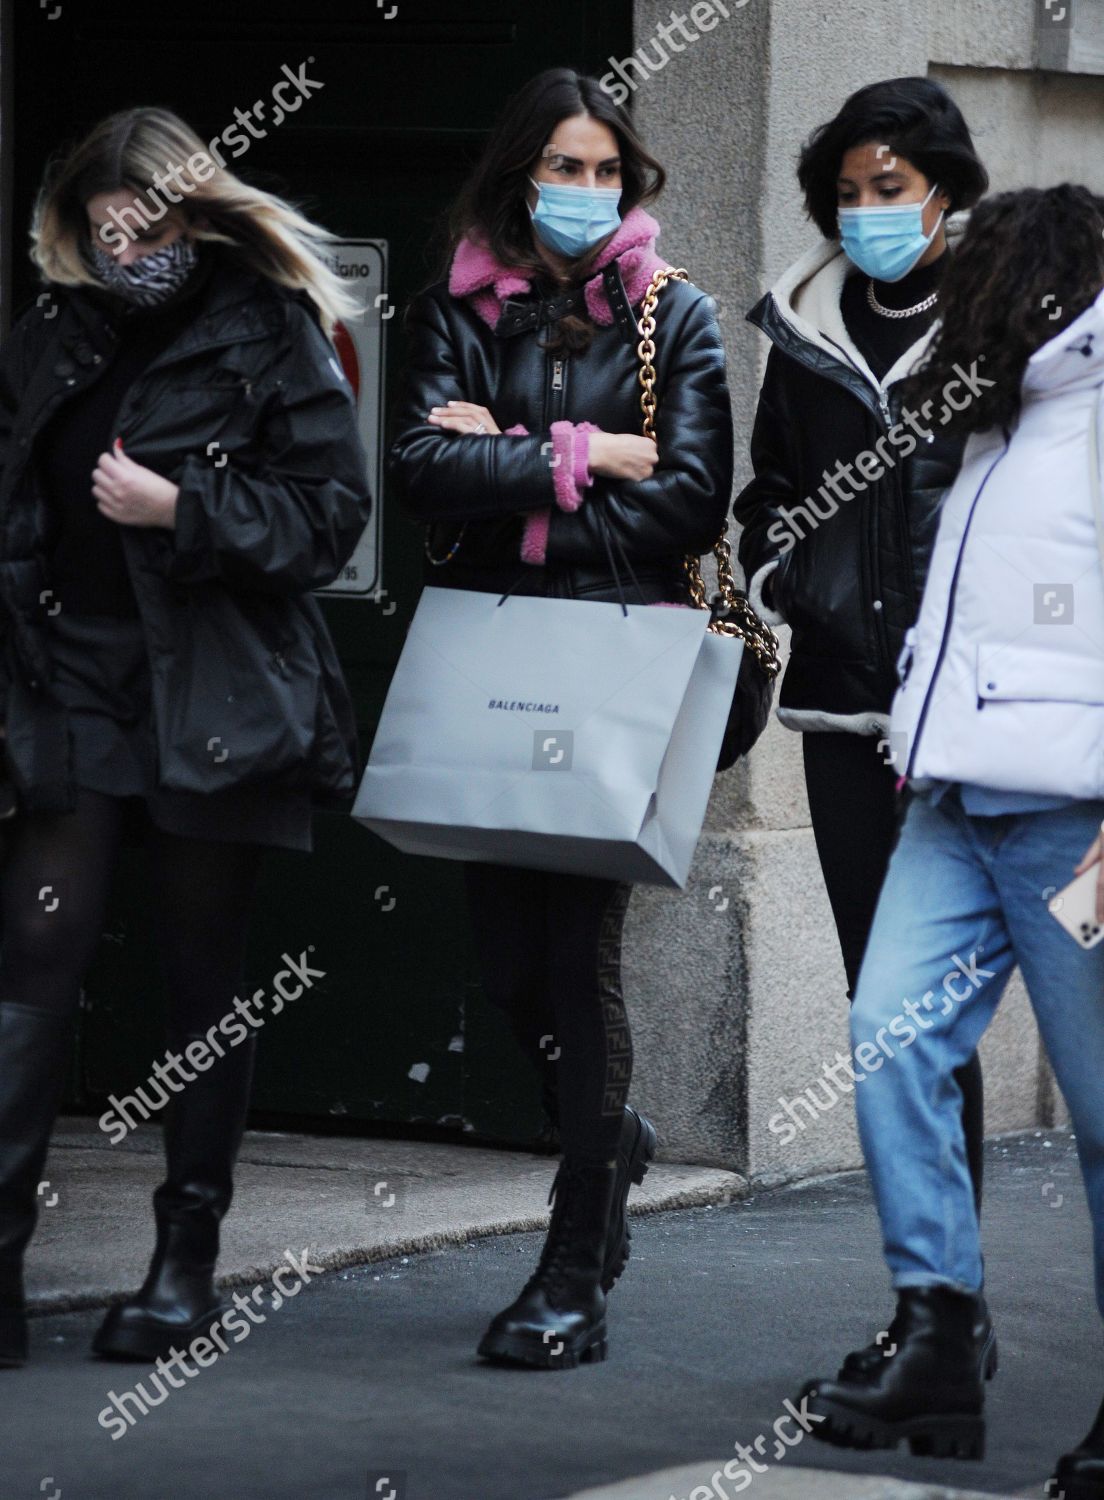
{"left": 29, "top": 1115, "right": 746, "bottom": 1311}
{"left": 569, "top": 1469, "right": 1027, "bottom": 1498}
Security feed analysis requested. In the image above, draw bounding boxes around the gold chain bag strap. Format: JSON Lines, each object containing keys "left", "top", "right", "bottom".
{"left": 637, "top": 266, "right": 781, "bottom": 768}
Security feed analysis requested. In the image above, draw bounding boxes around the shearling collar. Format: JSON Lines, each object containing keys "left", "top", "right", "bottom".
{"left": 447, "top": 206, "right": 669, "bottom": 331}
{"left": 762, "top": 212, "right": 969, "bottom": 391}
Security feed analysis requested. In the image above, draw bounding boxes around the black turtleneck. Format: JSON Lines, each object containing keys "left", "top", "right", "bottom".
{"left": 840, "top": 246, "right": 948, "bottom": 383}
{"left": 37, "top": 245, "right": 215, "bottom": 617}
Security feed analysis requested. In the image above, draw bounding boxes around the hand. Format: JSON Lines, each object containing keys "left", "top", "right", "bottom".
{"left": 587, "top": 432, "right": 659, "bottom": 482}
{"left": 426, "top": 401, "right": 501, "bottom": 435}
{"left": 92, "top": 438, "right": 179, "bottom": 528}
{"left": 1074, "top": 823, "right": 1104, "bottom": 924}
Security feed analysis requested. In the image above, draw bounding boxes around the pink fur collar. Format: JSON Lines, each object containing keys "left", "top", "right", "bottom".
{"left": 448, "top": 206, "right": 669, "bottom": 330}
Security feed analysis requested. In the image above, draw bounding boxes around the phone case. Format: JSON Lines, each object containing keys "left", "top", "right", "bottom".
{"left": 1048, "top": 864, "right": 1104, "bottom": 950}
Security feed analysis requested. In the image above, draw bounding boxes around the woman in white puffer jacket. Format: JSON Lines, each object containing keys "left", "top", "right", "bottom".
{"left": 794, "top": 185, "right": 1104, "bottom": 1496}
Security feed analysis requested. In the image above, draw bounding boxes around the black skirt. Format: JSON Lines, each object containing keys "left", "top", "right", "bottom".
{"left": 46, "top": 609, "right": 314, "bottom": 853}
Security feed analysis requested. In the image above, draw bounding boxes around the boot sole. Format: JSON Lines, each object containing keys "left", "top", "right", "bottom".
{"left": 807, "top": 1393, "right": 985, "bottom": 1460}
{"left": 602, "top": 1115, "right": 658, "bottom": 1294}
{"left": 92, "top": 1303, "right": 226, "bottom": 1363}
{"left": 476, "top": 1320, "right": 608, "bottom": 1370}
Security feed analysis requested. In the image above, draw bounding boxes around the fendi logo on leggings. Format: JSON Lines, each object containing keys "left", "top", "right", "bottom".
{"left": 599, "top": 887, "right": 633, "bottom": 1116}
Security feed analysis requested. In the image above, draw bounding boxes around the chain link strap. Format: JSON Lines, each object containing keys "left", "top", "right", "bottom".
{"left": 637, "top": 267, "right": 781, "bottom": 679}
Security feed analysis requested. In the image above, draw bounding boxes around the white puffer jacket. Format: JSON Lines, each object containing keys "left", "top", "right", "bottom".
{"left": 888, "top": 288, "right": 1104, "bottom": 799}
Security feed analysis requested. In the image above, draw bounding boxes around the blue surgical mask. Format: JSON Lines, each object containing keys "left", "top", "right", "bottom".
{"left": 527, "top": 175, "right": 622, "bottom": 259}
{"left": 838, "top": 182, "right": 944, "bottom": 283}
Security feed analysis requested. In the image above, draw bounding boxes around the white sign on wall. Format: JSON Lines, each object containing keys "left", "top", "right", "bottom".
{"left": 316, "top": 239, "right": 388, "bottom": 598}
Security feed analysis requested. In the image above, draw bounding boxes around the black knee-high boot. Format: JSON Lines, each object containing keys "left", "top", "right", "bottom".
{"left": 92, "top": 1032, "right": 257, "bottom": 1361}
{"left": 0, "top": 1003, "right": 74, "bottom": 1367}
{"left": 477, "top": 1157, "right": 616, "bottom": 1369}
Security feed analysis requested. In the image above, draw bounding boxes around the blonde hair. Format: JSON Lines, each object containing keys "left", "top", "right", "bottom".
{"left": 30, "top": 106, "right": 361, "bottom": 334}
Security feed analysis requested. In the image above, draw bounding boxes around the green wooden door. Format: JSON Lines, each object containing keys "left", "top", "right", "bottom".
{"left": 7, "top": 0, "right": 632, "bottom": 1144}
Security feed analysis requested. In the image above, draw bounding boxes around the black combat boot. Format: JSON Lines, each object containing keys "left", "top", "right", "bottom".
{"left": 797, "top": 1286, "right": 986, "bottom": 1459}
{"left": 477, "top": 1157, "right": 616, "bottom": 1369}
{"left": 602, "top": 1105, "right": 656, "bottom": 1292}
{"left": 0, "top": 1004, "right": 74, "bottom": 1368}
{"left": 92, "top": 1033, "right": 256, "bottom": 1361}
{"left": 544, "top": 1106, "right": 656, "bottom": 1294}
{"left": 841, "top": 1295, "right": 998, "bottom": 1384}
{"left": 1049, "top": 1394, "right": 1104, "bottom": 1499}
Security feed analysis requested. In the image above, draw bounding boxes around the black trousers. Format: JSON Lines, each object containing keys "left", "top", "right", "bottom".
{"left": 462, "top": 862, "right": 632, "bottom": 1161}
{"left": 803, "top": 731, "right": 985, "bottom": 1209}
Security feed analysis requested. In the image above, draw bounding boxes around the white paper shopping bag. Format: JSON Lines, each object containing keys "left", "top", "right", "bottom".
{"left": 352, "top": 587, "right": 742, "bottom": 888}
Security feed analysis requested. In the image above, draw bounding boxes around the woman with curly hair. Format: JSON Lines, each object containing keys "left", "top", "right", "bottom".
{"left": 0, "top": 106, "right": 370, "bottom": 1368}
{"left": 797, "top": 185, "right": 1104, "bottom": 1493}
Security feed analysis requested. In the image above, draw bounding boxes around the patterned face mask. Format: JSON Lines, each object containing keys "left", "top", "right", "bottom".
{"left": 89, "top": 234, "right": 199, "bottom": 306}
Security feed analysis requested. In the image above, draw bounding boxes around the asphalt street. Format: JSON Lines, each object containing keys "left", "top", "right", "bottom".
{"left": 4, "top": 1131, "right": 1096, "bottom": 1500}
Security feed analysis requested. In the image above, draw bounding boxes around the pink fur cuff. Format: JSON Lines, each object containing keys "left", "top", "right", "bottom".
{"left": 521, "top": 509, "right": 551, "bottom": 566}
{"left": 550, "top": 420, "right": 600, "bottom": 512}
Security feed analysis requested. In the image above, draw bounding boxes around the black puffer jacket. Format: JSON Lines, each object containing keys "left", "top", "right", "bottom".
{"left": 0, "top": 244, "right": 371, "bottom": 812}
{"left": 734, "top": 233, "right": 968, "bottom": 733}
{"left": 387, "top": 211, "right": 733, "bottom": 603}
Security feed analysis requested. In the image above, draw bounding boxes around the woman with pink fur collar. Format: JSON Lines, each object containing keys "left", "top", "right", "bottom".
{"left": 387, "top": 67, "right": 733, "bottom": 1371}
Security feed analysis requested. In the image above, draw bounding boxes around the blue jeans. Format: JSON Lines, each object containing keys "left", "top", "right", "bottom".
{"left": 850, "top": 790, "right": 1104, "bottom": 1315}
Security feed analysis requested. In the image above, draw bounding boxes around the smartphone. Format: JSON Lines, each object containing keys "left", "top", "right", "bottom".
{"left": 1048, "top": 865, "right": 1104, "bottom": 950}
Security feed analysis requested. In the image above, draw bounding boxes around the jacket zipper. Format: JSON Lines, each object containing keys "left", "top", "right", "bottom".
{"left": 820, "top": 334, "right": 889, "bottom": 425}
{"left": 822, "top": 334, "right": 895, "bottom": 661}
{"left": 547, "top": 354, "right": 567, "bottom": 423}
{"left": 903, "top": 439, "right": 1011, "bottom": 780}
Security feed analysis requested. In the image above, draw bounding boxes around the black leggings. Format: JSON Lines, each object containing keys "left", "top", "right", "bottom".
{"left": 463, "top": 863, "right": 632, "bottom": 1162}
{"left": 0, "top": 787, "right": 264, "bottom": 1039}
{"left": 803, "top": 731, "right": 985, "bottom": 1208}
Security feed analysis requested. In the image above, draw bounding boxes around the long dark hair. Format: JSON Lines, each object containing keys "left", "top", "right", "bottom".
{"left": 797, "top": 76, "right": 988, "bottom": 240}
{"left": 904, "top": 185, "right": 1104, "bottom": 435}
{"left": 443, "top": 68, "right": 666, "bottom": 352}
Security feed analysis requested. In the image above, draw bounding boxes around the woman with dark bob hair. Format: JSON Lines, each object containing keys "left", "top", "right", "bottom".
{"left": 0, "top": 107, "right": 370, "bottom": 1369}
{"left": 734, "top": 76, "right": 995, "bottom": 1364}
{"left": 388, "top": 67, "right": 733, "bottom": 1369}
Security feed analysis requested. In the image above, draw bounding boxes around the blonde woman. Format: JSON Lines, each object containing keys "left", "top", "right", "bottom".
{"left": 0, "top": 107, "right": 370, "bottom": 1367}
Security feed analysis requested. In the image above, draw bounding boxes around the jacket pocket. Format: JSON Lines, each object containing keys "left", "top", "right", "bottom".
{"left": 976, "top": 644, "right": 1104, "bottom": 705}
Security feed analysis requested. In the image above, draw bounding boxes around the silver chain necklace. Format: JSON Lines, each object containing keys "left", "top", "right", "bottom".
{"left": 867, "top": 280, "right": 939, "bottom": 320}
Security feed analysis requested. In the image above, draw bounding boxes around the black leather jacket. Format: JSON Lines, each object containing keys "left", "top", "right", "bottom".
{"left": 387, "top": 258, "right": 733, "bottom": 604}
{"left": 734, "top": 255, "right": 967, "bottom": 732}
